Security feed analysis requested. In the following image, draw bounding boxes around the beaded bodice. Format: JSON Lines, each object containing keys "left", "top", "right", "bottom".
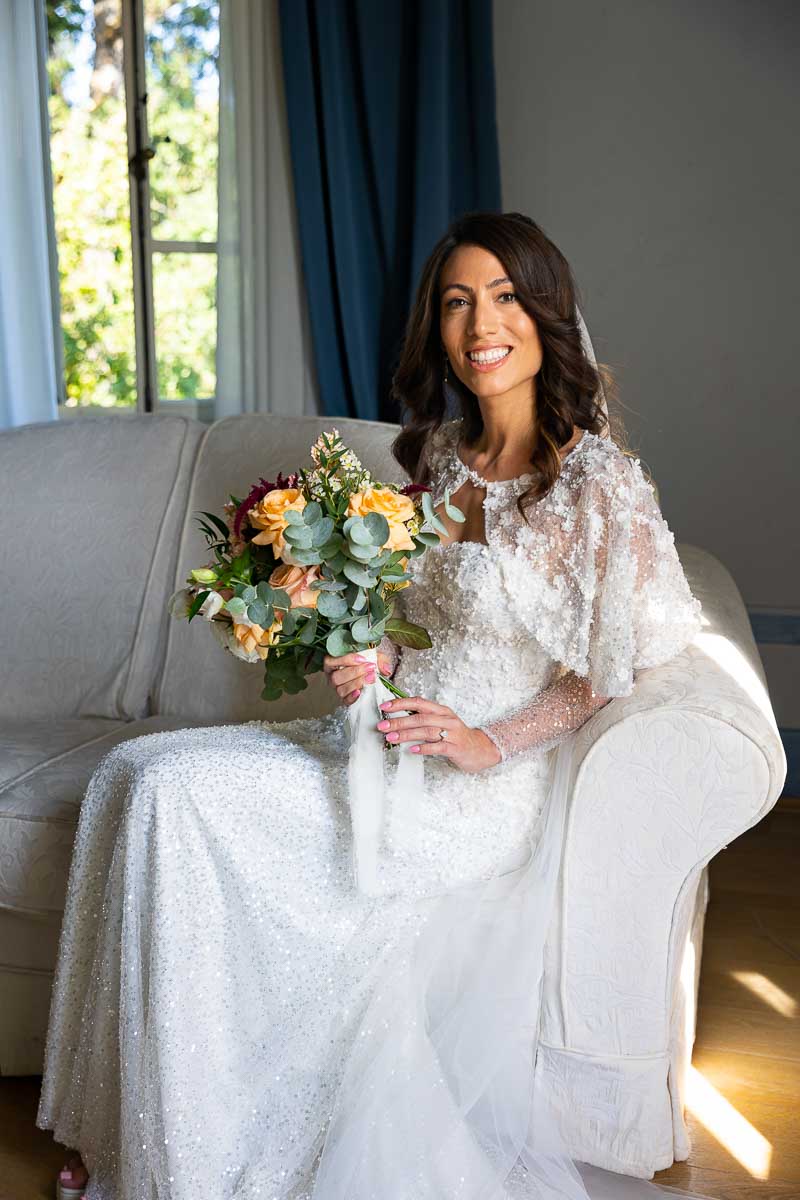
{"left": 388, "top": 419, "right": 703, "bottom": 761}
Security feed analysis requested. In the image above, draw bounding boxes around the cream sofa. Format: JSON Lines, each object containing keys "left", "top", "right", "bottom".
{"left": 0, "top": 412, "right": 786, "bottom": 1177}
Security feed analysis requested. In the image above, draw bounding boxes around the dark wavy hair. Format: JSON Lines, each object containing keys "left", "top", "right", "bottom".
{"left": 390, "top": 210, "right": 622, "bottom": 520}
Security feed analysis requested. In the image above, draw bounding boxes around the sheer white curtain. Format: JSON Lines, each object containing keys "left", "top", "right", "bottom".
{"left": 0, "top": 0, "right": 60, "bottom": 429}
{"left": 216, "top": 0, "right": 319, "bottom": 419}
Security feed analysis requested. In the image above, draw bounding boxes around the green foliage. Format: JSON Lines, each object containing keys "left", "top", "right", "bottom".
{"left": 176, "top": 456, "right": 467, "bottom": 703}
{"left": 45, "top": 1, "right": 219, "bottom": 408}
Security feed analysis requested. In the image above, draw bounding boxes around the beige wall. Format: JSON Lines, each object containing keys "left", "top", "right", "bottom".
{"left": 493, "top": 0, "right": 799, "bottom": 726}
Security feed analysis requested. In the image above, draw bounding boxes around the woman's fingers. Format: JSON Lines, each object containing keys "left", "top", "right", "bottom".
{"left": 323, "top": 650, "right": 372, "bottom": 675}
{"left": 322, "top": 651, "right": 378, "bottom": 699}
{"left": 383, "top": 721, "right": 456, "bottom": 744}
{"left": 378, "top": 696, "right": 451, "bottom": 718}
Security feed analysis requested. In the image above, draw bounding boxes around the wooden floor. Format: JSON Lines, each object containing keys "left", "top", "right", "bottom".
{"left": 1, "top": 807, "right": 798, "bottom": 1200}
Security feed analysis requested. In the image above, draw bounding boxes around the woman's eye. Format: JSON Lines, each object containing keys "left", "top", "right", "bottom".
{"left": 499, "top": 291, "right": 517, "bottom": 303}
{"left": 445, "top": 297, "right": 467, "bottom": 309}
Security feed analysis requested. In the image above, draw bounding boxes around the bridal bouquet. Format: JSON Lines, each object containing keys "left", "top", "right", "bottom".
{"left": 168, "top": 428, "right": 464, "bottom": 702}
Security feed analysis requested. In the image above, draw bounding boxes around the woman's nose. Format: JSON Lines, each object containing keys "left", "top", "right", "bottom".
{"left": 469, "top": 300, "right": 498, "bottom": 336}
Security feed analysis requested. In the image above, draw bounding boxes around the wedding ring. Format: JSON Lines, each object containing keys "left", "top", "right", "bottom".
{"left": 438, "top": 728, "right": 448, "bottom": 741}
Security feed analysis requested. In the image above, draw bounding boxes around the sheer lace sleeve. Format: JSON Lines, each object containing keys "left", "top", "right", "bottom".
{"left": 481, "top": 448, "right": 703, "bottom": 762}
{"left": 478, "top": 670, "right": 611, "bottom": 763}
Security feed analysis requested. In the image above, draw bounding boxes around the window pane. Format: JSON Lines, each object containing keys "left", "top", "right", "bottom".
{"left": 46, "top": 0, "right": 137, "bottom": 408}
{"left": 144, "top": 1, "right": 219, "bottom": 242}
{"left": 152, "top": 251, "right": 217, "bottom": 401}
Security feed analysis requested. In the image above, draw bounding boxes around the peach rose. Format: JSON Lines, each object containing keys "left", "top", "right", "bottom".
{"left": 232, "top": 613, "right": 283, "bottom": 660}
{"left": 268, "top": 563, "right": 322, "bottom": 609}
{"left": 249, "top": 489, "right": 307, "bottom": 559}
{"left": 346, "top": 487, "right": 416, "bottom": 552}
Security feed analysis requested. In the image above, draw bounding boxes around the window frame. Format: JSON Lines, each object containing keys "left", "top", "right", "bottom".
{"left": 59, "top": 0, "right": 218, "bottom": 418}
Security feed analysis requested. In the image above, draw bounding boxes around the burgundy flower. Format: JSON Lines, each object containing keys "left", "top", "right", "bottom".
{"left": 399, "top": 483, "right": 431, "bottom": 497}
{"left": 233, "top": 472, "right": 300, "bottom": 537}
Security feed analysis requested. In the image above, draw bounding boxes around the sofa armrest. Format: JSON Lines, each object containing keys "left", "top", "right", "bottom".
{"left": 541, "top": 639, "right": 786, "bottom": 1059}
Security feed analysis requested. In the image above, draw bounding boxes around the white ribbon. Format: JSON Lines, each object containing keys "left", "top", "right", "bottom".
{"left": 346, "top": 645, "right": 424, "bottom": 894}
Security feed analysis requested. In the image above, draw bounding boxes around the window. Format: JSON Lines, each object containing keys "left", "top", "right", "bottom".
{"left": 45, "top": 0, "right": 219, "bottom": 413}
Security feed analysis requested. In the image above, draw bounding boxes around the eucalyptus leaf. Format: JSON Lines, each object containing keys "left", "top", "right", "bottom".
{"left": 443, "top": 488, "right": 466, "bottom": 523}
{"left": 342, "top": 561, "right": 377, "bottom": 589}
{"left": 310, "top": 516, "right": 335, "bottom": 546}
{"left": 350, "top": 615, "right": 372, "bottom": 642}
{"left": 282, "top": 508, "right": 305, "bottom": 525}
{"left": 297, "top": 615, "right": 317, "bottom": 645}
{"left": 319, "top": 539, "right": 344, "bottom": 560}
{"left": 241, "top": 585, "right": 257, "bottom": 604}
{"left": 346, "top": 518, "right": 373, "bottom": 546}
{"left": 280, "top": 611, "right": 298, "bottom": 635}
{"left": 285, "top": 547, "right": 322, "bottom": 566}
{"left": 363, "top": 510, "right": 390, "bottom": 544}
{"left": 271, "top": 587, "right": 292, "bottom": 610}
{"left": 312, "top": 579, "right": 348, "bottom": 592}
{"left": 247, "top": 600, "right": 268, "bottom": 625}
{"left": 316, "top": 592, "right": 349, "bottom": 620}
{"left": 326, "top": 627, "right": 353, "bottom": 657}
{"left": 290, "top": 606, "right": 317, "bottom": 619}
{"left": 226, "top": 597, "right": 247, "bottom": 618}
{"left": 368, "top": 592, "right": 386, "bottom": 622}
{"left": 346, "top": 541, "right": 377, "bottom": 564}
{"left": 283, "top": 526, "right": 313, "bottom": 548}
{"left": 302, "top": 501, "right": 322, "bottom": 525}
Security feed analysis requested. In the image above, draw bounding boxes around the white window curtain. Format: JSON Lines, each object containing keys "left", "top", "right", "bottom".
{"left": 216, "top": 0, "right": 319, "bottom": 419}
{"left": 0, "top": 0, "right": 60, "bottom": 429}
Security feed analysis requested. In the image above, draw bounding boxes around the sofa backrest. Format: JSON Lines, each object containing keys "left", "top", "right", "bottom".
{"left": 153, "top": 413, "right": 408, "bottom": 722}
{"left": 0, "top": 414, "right": 203, "bottom": 720}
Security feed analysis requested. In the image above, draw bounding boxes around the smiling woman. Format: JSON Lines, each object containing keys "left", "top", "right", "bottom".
{"left": 391, "top": 210, "right": 616, "bottom": 512}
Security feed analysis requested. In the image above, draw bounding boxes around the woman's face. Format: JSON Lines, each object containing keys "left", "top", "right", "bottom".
{"left": 438, "top": 244, "right": 543, "bottom": 404}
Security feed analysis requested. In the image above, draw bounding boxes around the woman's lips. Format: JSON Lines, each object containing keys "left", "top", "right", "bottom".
{"left": 465, "top": 347, "right": 513, "bottom": 373}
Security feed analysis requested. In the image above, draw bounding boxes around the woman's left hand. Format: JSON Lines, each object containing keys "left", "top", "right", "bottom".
{"left": 376, "top": 695, "right": 502, "bottom": 774}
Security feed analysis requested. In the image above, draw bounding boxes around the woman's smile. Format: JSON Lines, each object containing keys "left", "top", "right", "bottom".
{"left": 464, "top": 345, "right": 513, "bottom": 372}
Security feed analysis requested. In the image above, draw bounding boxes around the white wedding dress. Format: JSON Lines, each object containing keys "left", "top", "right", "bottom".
{"left": 37, "top": 420, "right": 705, "bottom": 1200}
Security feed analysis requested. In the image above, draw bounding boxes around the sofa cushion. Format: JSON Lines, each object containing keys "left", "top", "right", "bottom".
{"left": 0, "top": 415, "right": 204, "bottom": 721}
{"left": 154, "top": 413, "right": 407, "bottom": 721}
{"left": 0, "top": 715, "right": 205, "bottom": 914}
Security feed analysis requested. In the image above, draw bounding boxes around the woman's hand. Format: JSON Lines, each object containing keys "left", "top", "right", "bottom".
{"left": 375, "top": 695, "right": 502, "bottom": 774}
{"left": 323, "top": 650, "right": 394, "bottom": 706}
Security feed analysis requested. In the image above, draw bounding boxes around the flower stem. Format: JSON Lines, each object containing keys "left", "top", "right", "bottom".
{"left": 377, "top": 674, "right": 409, "bottom": 699}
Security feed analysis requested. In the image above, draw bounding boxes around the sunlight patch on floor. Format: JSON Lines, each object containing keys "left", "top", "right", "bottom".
{"left": 730, "top": 970, "right": 797, "bottom": 1018}
{"left": 686, "top": 1065, "right": 772, "bottom": 1180}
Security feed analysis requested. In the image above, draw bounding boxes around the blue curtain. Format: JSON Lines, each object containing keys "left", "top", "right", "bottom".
{"left": 279, "top": 0, "right": 501, "bottom": 421}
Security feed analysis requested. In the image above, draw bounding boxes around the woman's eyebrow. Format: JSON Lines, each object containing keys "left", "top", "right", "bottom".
{"left": 441, "top": 276, "right": 512, "bottom": 296}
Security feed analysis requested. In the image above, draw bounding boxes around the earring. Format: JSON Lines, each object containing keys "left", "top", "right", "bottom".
{"left": 443, "top": 356, "right": 450, "bottom": 384}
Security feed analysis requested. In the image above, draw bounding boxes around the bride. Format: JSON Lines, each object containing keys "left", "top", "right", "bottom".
{"left": 39, "top": 211, "right": 705, "bottom": 1200}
